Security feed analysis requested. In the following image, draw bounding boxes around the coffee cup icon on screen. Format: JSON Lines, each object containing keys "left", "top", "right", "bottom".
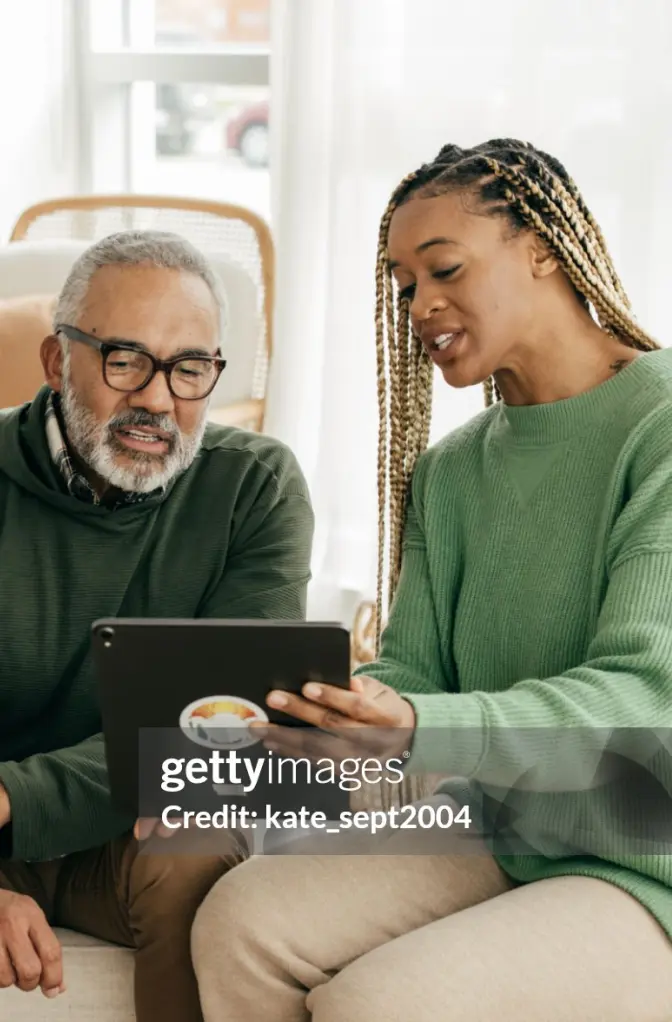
{"left": 179, "top": 696, "right": 269, "bottom": 751}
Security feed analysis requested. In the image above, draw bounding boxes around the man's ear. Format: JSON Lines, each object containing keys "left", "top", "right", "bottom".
{"left": 41, "top": 335, "right": 65, "bottom": 392}
{"left": 529, "top": 236, "right": 559, "bottom": 279}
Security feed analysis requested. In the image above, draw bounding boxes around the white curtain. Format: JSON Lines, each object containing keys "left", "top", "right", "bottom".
{"left": 266, "top": 0, "right": 672, "bottom": 624}
{"left": 0, "top": 0, "right": 77, "bottom": 240}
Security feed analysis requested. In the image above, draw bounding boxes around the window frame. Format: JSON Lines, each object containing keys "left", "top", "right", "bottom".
{"left": 78, "top": 0, "right": 270, "bottom": 193}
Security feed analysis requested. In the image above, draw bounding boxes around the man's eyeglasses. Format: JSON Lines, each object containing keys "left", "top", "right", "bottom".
{"left": 56, "top": 324, "right": 227, "bottom": 401}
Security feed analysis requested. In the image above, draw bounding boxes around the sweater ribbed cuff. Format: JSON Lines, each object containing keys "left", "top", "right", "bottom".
{"left": 0, "top": 761, "right": 49, "bottom": 861}
{"left": 403, "top": 692, "right": 487, "bottom": 779}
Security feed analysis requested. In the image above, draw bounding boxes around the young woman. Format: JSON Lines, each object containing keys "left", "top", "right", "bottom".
{"left": 190, "top": 139, "right": 672, "bottom": 1021}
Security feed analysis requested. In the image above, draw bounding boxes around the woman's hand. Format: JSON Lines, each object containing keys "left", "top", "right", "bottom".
{"left": 250, "top": 675, "right": 416, "bottom": 764}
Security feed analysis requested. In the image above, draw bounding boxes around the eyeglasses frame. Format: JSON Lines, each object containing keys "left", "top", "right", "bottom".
{"left": 55, "top": 323, "right": 227, "bottom": 401}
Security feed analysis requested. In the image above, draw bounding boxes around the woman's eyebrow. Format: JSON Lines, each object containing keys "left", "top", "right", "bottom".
{"left": 389, "top": 237, "right": 459, "bottom": 271}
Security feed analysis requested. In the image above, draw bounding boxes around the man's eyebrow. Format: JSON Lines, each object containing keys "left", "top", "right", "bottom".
{"left": 103, "top": 337, "right": 217, "bottom": 358}
{"left": 388, "top": 237, "right": 459, "bottom": 271}
{"left": 95, "top": 335, "right": 145, "bottom": 353}
{"left": 174, "top": 346, "right": 218, "bottom": 358}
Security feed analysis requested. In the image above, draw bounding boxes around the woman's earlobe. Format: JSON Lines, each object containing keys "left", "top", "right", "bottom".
{"left": 530, "top": 243, "right": 559, "bottom": 279}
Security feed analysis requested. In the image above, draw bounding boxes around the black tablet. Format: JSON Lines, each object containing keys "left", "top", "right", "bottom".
{"left": 93, "top": 618, "right": 352, "bottom": 820}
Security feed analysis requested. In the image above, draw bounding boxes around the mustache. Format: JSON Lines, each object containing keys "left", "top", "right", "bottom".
{"left": 106, "top": 409, "right": 180, "bottom": 440}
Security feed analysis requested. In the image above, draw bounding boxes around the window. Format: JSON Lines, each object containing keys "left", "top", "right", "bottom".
{"left": 153, "top": 0, "right": 270, "bottom": 47}
{"left": 83, "top": 0, "right": 271, "bottom": 222}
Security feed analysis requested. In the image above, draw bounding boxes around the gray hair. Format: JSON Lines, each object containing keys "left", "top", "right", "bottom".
{"left": 54, "top": 230, "right": 226, "bottom": 342}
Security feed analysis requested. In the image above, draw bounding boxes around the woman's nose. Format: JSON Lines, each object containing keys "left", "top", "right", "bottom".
{"left": 410, "top": 285, "right": 449, "bottom": 322}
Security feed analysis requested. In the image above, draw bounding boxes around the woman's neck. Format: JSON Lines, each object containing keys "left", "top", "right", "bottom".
{"left": 494, "top": 310, "right": 641, "bottom": 406}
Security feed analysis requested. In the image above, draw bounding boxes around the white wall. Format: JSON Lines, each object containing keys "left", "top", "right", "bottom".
{"left": 0, "top": 0, "right": 79, "bottom": 240}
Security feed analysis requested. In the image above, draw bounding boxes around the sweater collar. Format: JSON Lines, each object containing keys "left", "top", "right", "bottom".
{"left": 495, "top": 350, "right": 672, "bottom": 445}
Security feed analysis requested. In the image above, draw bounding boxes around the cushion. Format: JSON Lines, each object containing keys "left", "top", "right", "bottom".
{"left": 0, "top": 240, "right": 90, "bottom": 302}
{"left": 0, "top": 928, "right": 135, "bottom": 1021}
{"left": 0, "top": 294, "right": 55, "bottom": 409}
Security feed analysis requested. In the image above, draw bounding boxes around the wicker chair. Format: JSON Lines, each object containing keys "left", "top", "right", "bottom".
{"left": 7, "top": 195, "right": 274, "bottom": 432}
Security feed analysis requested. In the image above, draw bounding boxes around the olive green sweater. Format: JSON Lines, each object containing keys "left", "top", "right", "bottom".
{"left": 0, "top": 387, "right": 314, "bottom": 861}
{"left": 361, "top": 350, "right": 672, "bottom": 940}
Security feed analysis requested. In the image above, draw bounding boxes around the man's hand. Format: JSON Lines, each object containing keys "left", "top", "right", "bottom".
{"left": 249, "top": 675, "right": 417, "bottom": 764}
{"left": 133, "top": 816, "right": 246, "bottom": 860}
{"left": 0, "top": 891, "right": 64, "bottom": 998}
{"left": 133, "top": 818, "right": 179, "bottom": 841}
{"left": 0, "top": 784, "right": 11, "bottom": 828}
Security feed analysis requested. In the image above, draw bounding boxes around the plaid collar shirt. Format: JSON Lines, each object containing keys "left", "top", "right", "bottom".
{"left": 44, "top": 392, "right": 162, "bottom": 509}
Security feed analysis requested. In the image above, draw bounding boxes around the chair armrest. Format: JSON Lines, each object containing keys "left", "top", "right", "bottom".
{"left": 208, "top": 399, "right": 264, "bottom": 432}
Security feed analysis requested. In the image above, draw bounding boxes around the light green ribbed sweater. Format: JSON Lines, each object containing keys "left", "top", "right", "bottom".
{"left": 360, "top": 349, "right": 672, "bottom": 939}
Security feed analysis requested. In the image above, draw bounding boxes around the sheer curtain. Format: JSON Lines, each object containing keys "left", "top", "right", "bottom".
{"left": 0, "top": 0, "right": 77, "bottom": 239}
{"left": 266, "top": 0, "right": 672, "bottom": 623}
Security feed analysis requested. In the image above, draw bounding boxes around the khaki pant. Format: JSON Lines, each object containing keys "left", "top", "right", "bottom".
{"left": 0, "top": 831, "right": 244, "bottom": 1022}
{"left": 191, "top": 815, "right": 672, "bottom": 1022}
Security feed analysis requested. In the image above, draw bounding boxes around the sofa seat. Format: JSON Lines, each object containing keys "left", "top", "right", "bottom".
{"left": 0, "top": 929, "right": 135, "bottom": 1021}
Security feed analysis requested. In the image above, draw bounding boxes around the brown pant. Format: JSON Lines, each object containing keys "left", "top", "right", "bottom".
{"left": 0, "top": 831, "right": 245, "bottom": 1022}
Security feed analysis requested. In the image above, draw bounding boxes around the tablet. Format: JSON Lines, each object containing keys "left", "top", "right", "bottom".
{"left": 93, "top": 618, "right": 352, "bottom": 820}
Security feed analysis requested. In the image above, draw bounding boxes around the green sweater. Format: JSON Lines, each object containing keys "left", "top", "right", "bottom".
{"left": 0, "top": 386, "right": 314, "bottom": 861}
{"left": 361, "top": 349, "right": 672, "bottom": 940}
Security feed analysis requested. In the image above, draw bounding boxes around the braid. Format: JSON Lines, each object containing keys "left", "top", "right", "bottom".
{"left": 497, "top": 143, "right": 631, "bottom": 307}
{"left": 495, "top": 157, "right": 627, "bottom": 306}
{"left": 390, "top": 296, "right": 411, "bottom": 608}
{"left": 374, "top": 204, "right": 395, "bottom": 651}
{"left": 373, "top": 140, "right": 658, "bottom": 651}
{"left": 478, "top": 156, "right": 654, "bottom": 349}
{"left": 555, "top": 171, "right": 629, "bottom": 306}
{"left": 500, "top": 182, "right": 653, "bottom": 350}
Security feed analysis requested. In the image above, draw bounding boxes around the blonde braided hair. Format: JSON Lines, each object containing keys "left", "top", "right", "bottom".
{"left": 373, "top": 138, "right": 658, "bottom": 651}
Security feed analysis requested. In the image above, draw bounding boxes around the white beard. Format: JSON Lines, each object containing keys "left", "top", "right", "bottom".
{"left": 59, "top": 355, "right": 208, "bottom": 494}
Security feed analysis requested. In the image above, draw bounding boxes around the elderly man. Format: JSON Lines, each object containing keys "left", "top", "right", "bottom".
{"left": 0, "top": 231, "right": 314, "bottom": 1021}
